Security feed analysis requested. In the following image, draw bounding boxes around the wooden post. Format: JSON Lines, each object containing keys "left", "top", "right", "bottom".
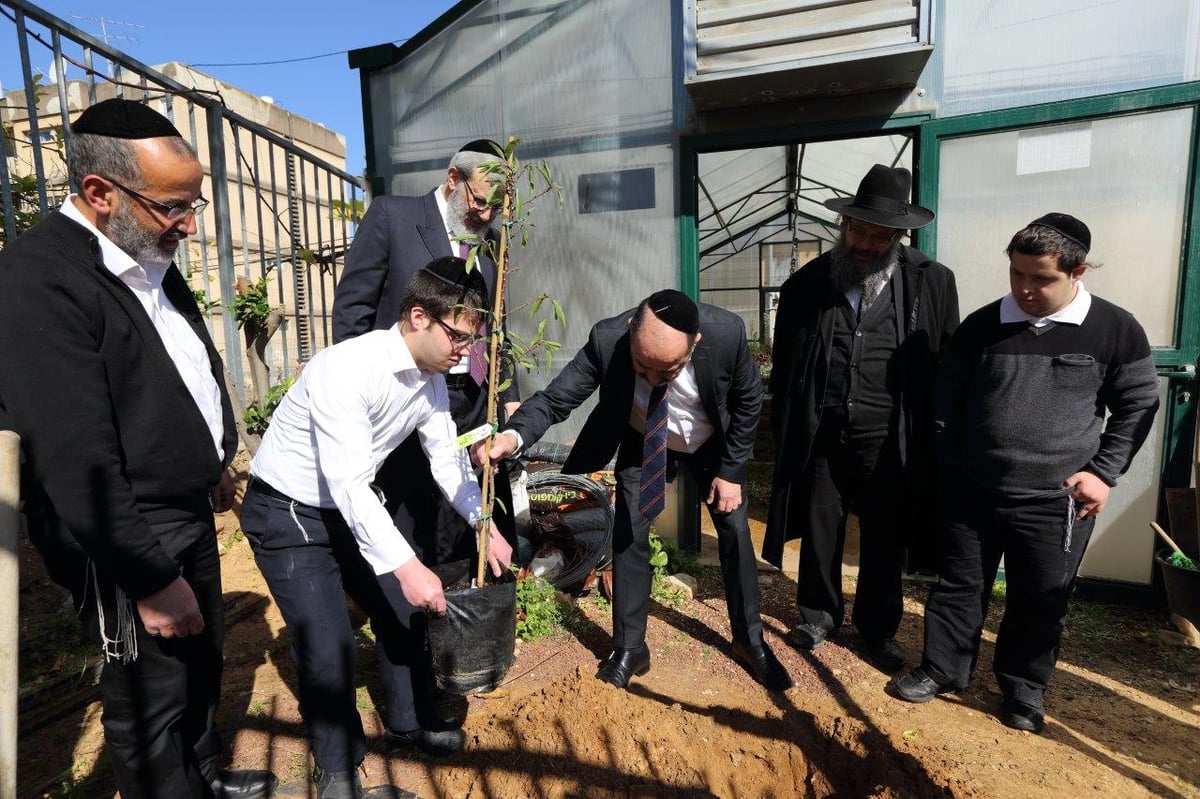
{"left": 0, "top": 430, "right": 21, "bottom": 799}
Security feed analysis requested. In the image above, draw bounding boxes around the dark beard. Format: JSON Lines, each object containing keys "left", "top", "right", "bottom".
{"left": 828, "top": 237, "right": 901, "bottom": 295}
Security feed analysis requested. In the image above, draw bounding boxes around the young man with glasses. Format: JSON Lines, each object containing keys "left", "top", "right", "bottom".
{"left": 0, "top": 98, "right": 275, "bottom": 798}
{"left": 241, "top": 257, "right": 512, "bottom": 798}
{"left": 333, "top": 138, "right": 520, "bottom": 587}
{"left": 763, "top": 164, "right": 960, "bottom": 675}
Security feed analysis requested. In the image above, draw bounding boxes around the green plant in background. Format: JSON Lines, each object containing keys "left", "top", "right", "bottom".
{"left": 1168, "top": 551, "right": 1199, "bottom": 571}
{"left": 231, "top": 275, "right": 274, "bottom": 330}
{"left": 192, "top": 287, "right": 222, "bottom": 318}
{"left": 748, "top": 336, "right": 772, "bottom": 383}
{"left": 515, "top": 574, "right": 563, "bottom": 641}
{"left": 648, "top": 530, "right": 686, "bottom": 606}
{"left": 243, "top": 376, "right": 295, "bottom": 436}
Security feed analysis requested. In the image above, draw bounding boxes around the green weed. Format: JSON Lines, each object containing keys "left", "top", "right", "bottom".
{"left": 515, "top": 575, "right": 563, "bottom": 641}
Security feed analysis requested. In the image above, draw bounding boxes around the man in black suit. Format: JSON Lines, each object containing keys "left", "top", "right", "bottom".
{"left": 0, "top": 100, "right": 274, "bottom": 798}
{"left": 333, "top": 139, "right": 518, "bottom": 562}
{"left": 485, "top": 290, "right": 792, "bottom": 692}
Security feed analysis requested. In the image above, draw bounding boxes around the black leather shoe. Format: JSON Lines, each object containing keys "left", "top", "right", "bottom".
{"left": 1001, "top": 699, "right": 1045, "bottom": 733}
{"left": 863, "top": 638, "right": 906, "bottom": 673}
{"left": 383, "top": 726, "right": 467, "bottom": 756}
{"left": 731, "top": 640, "right": 794, "bottom": 691}
{"left": 786, "top": 623, "right": 828, "bottom": 651}
{"left": 204, "top": 765, "right": 277, "bottom": 799}
{"left": 891, "top": 667, "right": 954, "bottom": 703}
{"left": 595, "top": 644, "right": 651, "bottom": 689}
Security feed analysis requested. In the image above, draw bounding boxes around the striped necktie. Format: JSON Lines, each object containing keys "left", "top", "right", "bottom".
{"left": 638, "top": 383, "right": 670, "bottom": 519}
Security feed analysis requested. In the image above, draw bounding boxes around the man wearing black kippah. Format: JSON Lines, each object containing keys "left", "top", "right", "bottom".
{"left": 242, "top": 258, "right": 511, "bottom": 796}
{"left": 0, "top": 98, "right": 275, "bottom": 797}
{"left": 892, "top": 214, "right": 1159, "bottom": 733}
{"left": 485, "top": 290, "right": 793, "bottom": 692}
{"left": 333, "top": 139, "right": 519, "bottom": 592}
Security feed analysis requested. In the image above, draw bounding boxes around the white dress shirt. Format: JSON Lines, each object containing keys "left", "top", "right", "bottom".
{"left": 1000, "top": 281, "right": 1093, "bottom": 327}
{"left": 250, "top": 328, "right": 482, "bottom": 575}
{"left": 627, "top": 361, "right": 714, "bottom": 454}
{"left": 61, "top": 196, "right": 225, "bottom": 460}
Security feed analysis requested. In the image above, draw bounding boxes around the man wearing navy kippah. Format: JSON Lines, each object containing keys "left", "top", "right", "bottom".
{"left": 485, "top": 290, "right": 793, "bottom": 692}
{"left": 892, "top": 214, "right": 1160, "bottom": 733}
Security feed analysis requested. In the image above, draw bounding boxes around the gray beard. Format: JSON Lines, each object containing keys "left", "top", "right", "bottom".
{"left": 828, "top": 238, "right": 901, "bottom": 296}
{"left": 107, "top": 201, "right": 176, "bottom": 265}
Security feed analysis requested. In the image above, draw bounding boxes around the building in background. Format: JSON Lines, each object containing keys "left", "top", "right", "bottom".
{"left": 348, "top": 0, "right": 1200, "bottom": 593}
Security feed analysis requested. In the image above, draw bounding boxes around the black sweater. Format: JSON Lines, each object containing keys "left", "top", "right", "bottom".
{"left": 936, "top": 294, "right": 1159, "bottom": 500}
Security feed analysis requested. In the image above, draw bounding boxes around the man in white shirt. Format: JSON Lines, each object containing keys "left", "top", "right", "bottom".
{"left": 0, "top": 99, "right": 274, "bottom": 798}
{"left": 241, "top": 258, "right": 511, "bottom": 798}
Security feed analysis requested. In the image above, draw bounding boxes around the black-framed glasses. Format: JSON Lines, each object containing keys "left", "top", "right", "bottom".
{"left": 457, "top": 171, "right": 498, "bottom": 211}
{"left": 432, "top": 316, "right": 480, "bottom": 349}
{"left": 845, "top": 221, "right": 901, "bottom": 247}
{"left": 107, "top": 177, "right": 210, "bottom": 221}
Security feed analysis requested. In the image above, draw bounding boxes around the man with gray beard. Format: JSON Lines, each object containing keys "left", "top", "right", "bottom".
{"left": 762, "top": 165, "right": 959, "bottom": 673}
{"left": 0, "top": 99, "right": 274, "bottom": 798}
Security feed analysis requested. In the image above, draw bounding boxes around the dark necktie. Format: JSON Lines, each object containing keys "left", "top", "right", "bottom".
{"left": 638, "top": 383, "right": 670, "bottom": 520}
{"left": 457, "top": 239, "right": 489, "bottom": 386}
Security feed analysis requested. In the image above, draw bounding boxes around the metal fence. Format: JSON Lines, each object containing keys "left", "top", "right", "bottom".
{"left": 0, "top": 0, "right": 363, "bottom": 399}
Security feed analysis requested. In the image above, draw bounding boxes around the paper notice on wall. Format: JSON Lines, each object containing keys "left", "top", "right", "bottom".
{"left": 1016, "top": 125, "right": 1092, "bottom": 175}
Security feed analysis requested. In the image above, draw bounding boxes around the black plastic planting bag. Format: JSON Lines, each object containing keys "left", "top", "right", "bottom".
{"left": 427, "top": 570, "right": 517, "bottom": 694}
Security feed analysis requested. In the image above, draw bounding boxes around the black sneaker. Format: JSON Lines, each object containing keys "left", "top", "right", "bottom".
{"left": 863, "top": 638, "right": 906, "bottom": 673}
{"left": 786, "top": 623, "right": 828, "bottom": 651}
{"left": 891, "top": 667, "right": 954, "bottom": 703}
{"left": 1000, "top": 699, "right": 1045, "bottom": 733}
{"left": 383, "top": 726, "right": 467, "bottom": 756}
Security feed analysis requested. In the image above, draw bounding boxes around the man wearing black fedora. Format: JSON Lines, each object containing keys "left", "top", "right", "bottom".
{"left": 762, "top": 164, "right": 959, "bottom": 673}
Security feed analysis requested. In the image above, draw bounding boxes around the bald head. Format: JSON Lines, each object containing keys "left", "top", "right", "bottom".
{"left": 629, "top": 305, "right": 701, "bottom": 386}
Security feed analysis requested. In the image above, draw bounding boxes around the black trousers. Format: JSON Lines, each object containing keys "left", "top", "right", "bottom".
{"left": 790, "top": 420, "right": 904, "bottom": 641}
{"left": 921, "top": 472, "right": 1095, "bottom": 707}
{"left": 63, "top": 512, "right": 224, "bottom": 799}
{"left": 609, "top": 427, "right": 763, "bottom": 649}
{"left": 240, "top": 486, "right": 437, "bottom": 773}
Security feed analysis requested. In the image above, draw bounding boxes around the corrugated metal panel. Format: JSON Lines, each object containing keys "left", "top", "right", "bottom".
{"left": 686, "top": 0, "right": 932, "bottom": 109}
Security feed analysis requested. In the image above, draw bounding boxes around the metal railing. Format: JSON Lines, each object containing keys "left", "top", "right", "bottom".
{"left": 0, "top": 0, "right": 363, "bottom": 394}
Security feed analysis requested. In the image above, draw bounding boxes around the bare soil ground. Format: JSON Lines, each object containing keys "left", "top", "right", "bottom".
{"left": 15, "top": 465, "right": 1200, "bottom": 798}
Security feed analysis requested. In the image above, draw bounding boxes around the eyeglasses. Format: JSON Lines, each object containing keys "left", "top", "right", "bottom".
{"left": 845, "top": 222, "right": 901, "bottom": 247}
{"left": 432, "top": 316, "right": 481, "bottom": 349}
{"left": 457, "top": 172, "right": 498, "bottom": 211}
{"left": 107, "top": 177, "right": 210, "bottom": 221}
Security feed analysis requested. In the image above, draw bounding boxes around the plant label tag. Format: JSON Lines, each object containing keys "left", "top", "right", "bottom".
{"left": 456, "top": 422, "right": 497, "bottom": 449}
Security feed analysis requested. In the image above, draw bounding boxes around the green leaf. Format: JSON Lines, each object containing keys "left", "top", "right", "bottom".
{"left": 496, "top": 378, "right": 513, "bottom": 393}
{"left": 531, "top": 295, "right": 544, "bottom": 315}
{"left": 551, "top": 298, "right": 565, "bottom": 324}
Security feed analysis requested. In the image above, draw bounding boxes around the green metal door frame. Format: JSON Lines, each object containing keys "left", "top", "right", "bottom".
{"left": 914, "top": 81, "right": 1200, "bottom": 539}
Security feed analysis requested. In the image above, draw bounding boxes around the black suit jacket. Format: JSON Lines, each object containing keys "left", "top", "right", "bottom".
{"left": 0, "top": 211, "right": 237, "bottom": 599}
{"left": 505, "top": 303, "right": 763, "bottom": 483}
{"left": 332, "top": 190, "right": 518, "bottom": 407}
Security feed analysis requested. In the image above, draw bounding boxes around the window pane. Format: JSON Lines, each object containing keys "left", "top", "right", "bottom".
{"left": 935, "top": 108, "right": 1191, "bottom": 347}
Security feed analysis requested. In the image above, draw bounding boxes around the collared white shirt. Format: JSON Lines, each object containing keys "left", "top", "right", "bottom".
{"left": 250, "top": 328, "right": 482, "bottom": 575}
{"left": 61, "top": 196, "right": 225, "bottom": 460}
{"left": 434, "top": 185, "right": 474, "bottom": 376}
{"left": 1000, "top": 281, "right": 1093, "bottom": 328}
{"left": 627, "top": 361, "right": 714, "bottom": 454}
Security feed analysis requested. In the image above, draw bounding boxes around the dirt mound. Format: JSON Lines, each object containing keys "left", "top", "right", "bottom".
{"left": 432, "top": 667, "right": 959, "bottom": 798}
